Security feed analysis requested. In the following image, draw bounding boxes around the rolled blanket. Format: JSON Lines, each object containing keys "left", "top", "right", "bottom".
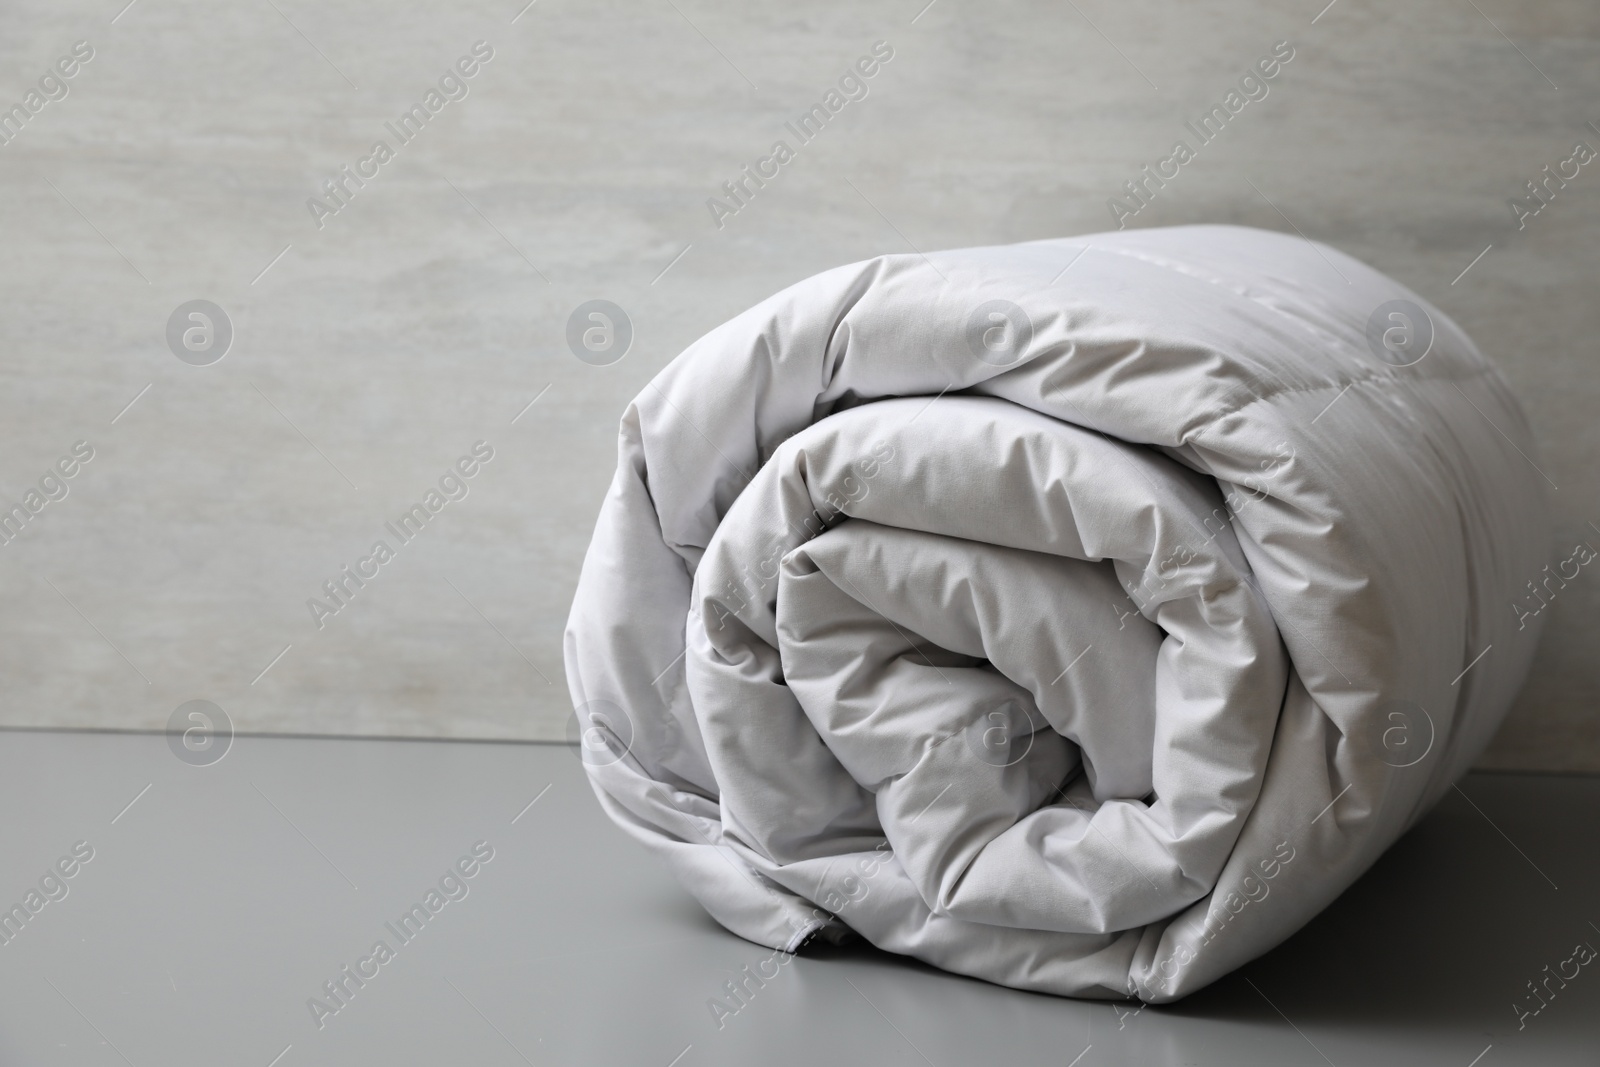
{"left": 563, "top": 224, "right": 1548, "bottom": 1001}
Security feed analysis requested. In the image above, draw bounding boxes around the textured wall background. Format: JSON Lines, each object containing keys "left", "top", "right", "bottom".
{"left": 0, "top": 0, "right": 1593, "bottom": 769}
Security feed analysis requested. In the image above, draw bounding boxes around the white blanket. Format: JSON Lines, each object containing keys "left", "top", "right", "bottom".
{"left": 563, "top": 224, "right": 1548, "bottom": 1000}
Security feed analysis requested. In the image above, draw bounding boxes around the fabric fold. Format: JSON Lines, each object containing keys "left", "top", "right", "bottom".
{"left": 564, "top": 224, "right": 1548, "bottom": 1000}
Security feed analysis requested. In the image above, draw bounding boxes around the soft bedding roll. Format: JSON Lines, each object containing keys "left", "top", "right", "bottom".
{"left": 563, "top": 224, "right": 1548, "bottom": 1001}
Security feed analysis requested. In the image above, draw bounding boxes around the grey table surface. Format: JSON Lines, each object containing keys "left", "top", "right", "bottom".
{"left": 0, "top": 728, "right": 1593, "bottom": 1066}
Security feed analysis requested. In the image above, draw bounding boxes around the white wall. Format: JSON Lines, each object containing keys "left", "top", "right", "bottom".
{"left": 0, "top": 0, "right": 1594, "bottom": 768}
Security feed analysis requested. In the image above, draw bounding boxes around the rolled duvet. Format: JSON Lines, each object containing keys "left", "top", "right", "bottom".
{"left": 563, "top": 224, "right": 1548, "bottom": 1001}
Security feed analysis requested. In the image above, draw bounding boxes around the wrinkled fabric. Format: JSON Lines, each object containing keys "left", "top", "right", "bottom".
{"left": 563, "top": 224, "right": 1548, "bottom": 1001}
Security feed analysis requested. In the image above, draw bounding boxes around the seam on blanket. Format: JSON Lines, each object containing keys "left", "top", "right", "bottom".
{"left": 1185, "top": 363, "right": 1501, "bottom": 437}
{"left": 1085, "top": 243, "right": 1500, "bottom": 416}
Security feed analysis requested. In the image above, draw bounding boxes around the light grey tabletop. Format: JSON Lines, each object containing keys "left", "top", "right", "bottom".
{"left": 0, "top": 728, "right": 1593, "bottom": 1065}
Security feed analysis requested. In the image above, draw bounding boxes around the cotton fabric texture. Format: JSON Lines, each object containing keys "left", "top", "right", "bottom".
{"left": 564, "top": 225, "right": 1548, "bottom": 1001}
